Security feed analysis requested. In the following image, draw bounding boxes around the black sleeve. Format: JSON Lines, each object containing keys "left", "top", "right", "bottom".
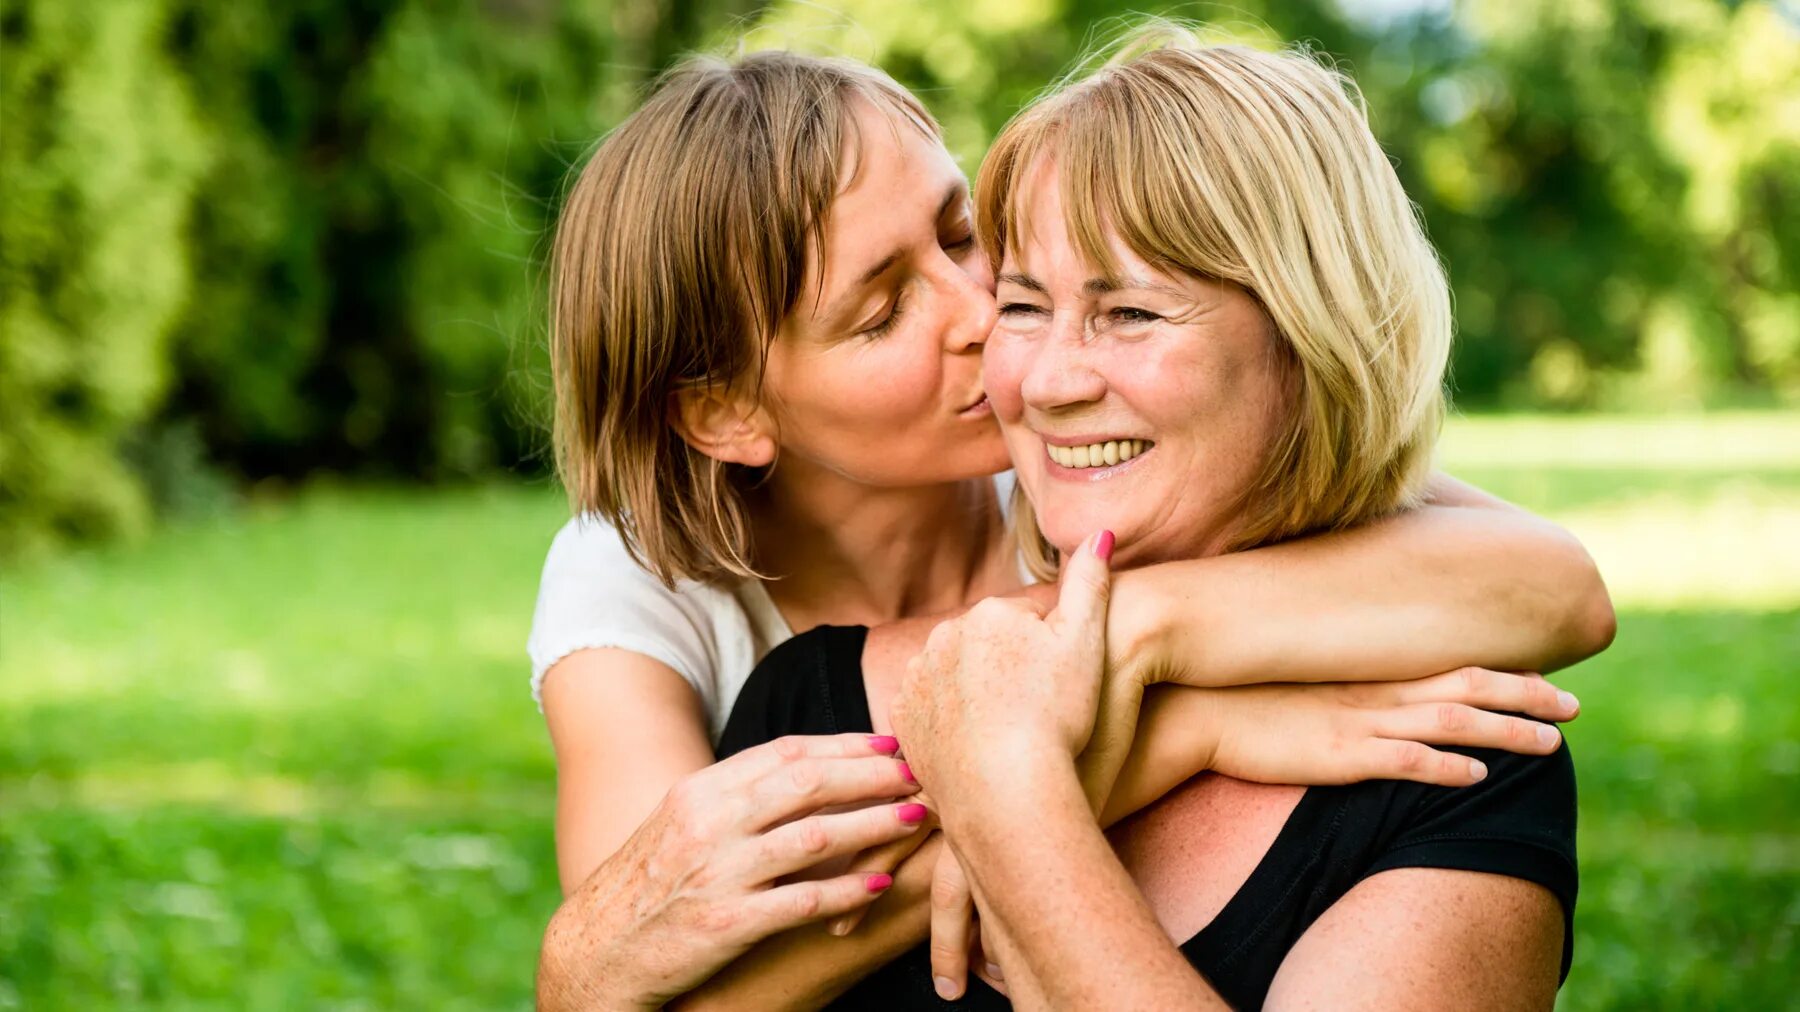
{"left": 716, "top": 625, "right": 873, "bottom": 759}
{"left": 1368, "top": 739, "right": 1579, "bottom": 980}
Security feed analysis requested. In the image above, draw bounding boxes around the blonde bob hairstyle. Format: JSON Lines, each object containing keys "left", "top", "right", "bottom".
{"left": 976, "top": 27, "right": 1452, "bottom": 579}
{"left": 551, "top": 52, "right": 935, "bottom": 587}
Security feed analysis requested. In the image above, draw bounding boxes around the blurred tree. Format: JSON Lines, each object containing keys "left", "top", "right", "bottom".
{"left": 0, "top": 0, "right": 210, "bottom": 555}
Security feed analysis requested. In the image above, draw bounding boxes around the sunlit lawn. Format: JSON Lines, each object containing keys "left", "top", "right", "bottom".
{"left": 3, "top": 413, "right": 1797, "bottom": 1010}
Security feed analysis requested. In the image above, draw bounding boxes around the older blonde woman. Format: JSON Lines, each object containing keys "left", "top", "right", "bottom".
{"left": 891, "top": 35, "right": 1579, "bottom": 1009}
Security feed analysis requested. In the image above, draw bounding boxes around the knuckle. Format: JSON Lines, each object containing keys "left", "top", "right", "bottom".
{"left": 931, "top": 877, "right": 968, "bottom": 912}
{"left": 785, "top": 760, "right": 825, "bottom": 800}
{"left": 794, "top": 820, "right": 831, "bottom": 855}
{"left": 772, "top": 735, "right": 808, "bottom": 762}
{"left": 1436, "top": 702, "right": 1471, "bottom": 732}
{"left": 930, "top": 938, "right": 966, "bottom": 966}
{"left": 970, "top": 597, "right": 1013, "bottom": 621}
{"left": 1457, "top": 666, "right": 1488, "bottom": 694}
{"left": 1391, "top": 739, "right": 1431, "bottom": 773}
{"left": 788, "top": 885, "right": 824, "bottom": 920}
{"left": 695, "top": 903, "right": 739, "bottom": 937}
{"left": 662, "top": 779, "right": 703, "bottom": 825}
{"left": 1506, "top": 718, "right": 1535, "bottom": 746}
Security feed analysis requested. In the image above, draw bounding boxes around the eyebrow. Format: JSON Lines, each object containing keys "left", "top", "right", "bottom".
{"left": 997, "top": 271, "right": 1188, "bottom": 299}
{"left": 821, "top": 183, "right": 969, "bottom": 323}
{"left": 996, "top": 272, "right": 1047, "bottom": 294}
{"left": 1082, "top": 274, "right": 1189, "bottom": 298}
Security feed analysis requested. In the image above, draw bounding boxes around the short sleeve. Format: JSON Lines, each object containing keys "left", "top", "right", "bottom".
{"left": 526, "top": 516, "right": 724, "bottom": 714}
{"left": 1367, "top": 740, "right": 1579, "bottom": 979}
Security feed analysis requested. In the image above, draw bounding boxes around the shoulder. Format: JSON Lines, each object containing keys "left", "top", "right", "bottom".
{"left": 527, "top": 515, "right": 754, "bottom": 712}
{"left": 1361, "top": 739, "right": 1578, "bottom": 977}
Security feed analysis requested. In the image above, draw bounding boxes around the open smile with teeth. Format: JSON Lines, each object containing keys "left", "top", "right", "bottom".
{"left": 1045, "top": 439, "right": 1153, "bottom": 469}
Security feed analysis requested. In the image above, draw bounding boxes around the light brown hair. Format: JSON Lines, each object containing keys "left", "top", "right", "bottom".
{"left": 550, "top": 52, "right": 936, "bottom": 586}
{"left": 977, "top": 26, "right": 1452, "bottom": 578}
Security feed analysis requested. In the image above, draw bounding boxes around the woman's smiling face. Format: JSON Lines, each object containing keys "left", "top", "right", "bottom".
{"left": 983, "top": 159, "right": 1291, "bottom": 567}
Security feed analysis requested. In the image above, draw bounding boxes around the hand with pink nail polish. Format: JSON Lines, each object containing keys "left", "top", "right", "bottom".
{"left": 886, "top": 530, "right": 1115, "bottom": 998}
{"left": 538, "top": 732, "right": 924, "bottom": 1011}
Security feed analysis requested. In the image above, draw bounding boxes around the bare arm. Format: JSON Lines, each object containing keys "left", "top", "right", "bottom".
{"left": 946, "top": 754, "right": 1230, "bottom": 1010}
{"left": 1264, "top": 868, "right": 1564, "bottom": 1010}
{"left": 864, "top": 480, "right": 1612, "bottom": 718}
{"left": 542, "top": 650, "right": 715, "bottom": 892}
{"left": 1105, "top": 476, "right": 1615, "bottom": 689}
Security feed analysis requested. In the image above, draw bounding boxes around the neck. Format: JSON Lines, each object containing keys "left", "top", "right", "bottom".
{"left": 749, "top": 461, "right": 1016, "bottom": 632}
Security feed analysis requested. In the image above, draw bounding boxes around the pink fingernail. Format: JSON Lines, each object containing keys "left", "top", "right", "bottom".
{"left": 868, "top": 735, "right": 900, "bottom": 754}
{"left": 1094, "top": 529, "right": 1115, "bottom": 562}
{"left": 896, "top": 802, "right": 928, "bottom": 824}
{"left": 866, "top": 873, "right": 893, "bottom": 892}
{"left": 898, "top": 761, "right": 916, "bottom": 783}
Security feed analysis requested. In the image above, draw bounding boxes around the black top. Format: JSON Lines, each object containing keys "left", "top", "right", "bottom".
{"left": 719, "top": 625, "right": 1578, "bottom": 1011}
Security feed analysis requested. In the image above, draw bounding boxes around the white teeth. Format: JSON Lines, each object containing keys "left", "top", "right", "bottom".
{"left": 1046, "top": 439, "right": 1151, "bottom": 469}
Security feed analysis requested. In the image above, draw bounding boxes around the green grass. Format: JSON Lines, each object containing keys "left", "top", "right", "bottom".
{"left": 4, "top": 415, "right": 1798, "bottom": 1009}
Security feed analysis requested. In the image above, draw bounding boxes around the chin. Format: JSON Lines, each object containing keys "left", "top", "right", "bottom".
{"left": 1036, "top": 510, "right": 1099, "bottom": 559}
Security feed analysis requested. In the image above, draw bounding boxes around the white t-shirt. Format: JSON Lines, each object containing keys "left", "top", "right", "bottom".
{"left": 527, "top": 472, "right": 1019, "bottom": 743}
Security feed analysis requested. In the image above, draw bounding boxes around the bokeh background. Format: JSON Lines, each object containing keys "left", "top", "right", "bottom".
{"left": 1, "top": 0, "right": 1795, "bottom": 1008}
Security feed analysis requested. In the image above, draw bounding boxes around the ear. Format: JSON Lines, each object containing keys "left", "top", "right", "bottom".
{"left": 669, "top": 383, "right": 777, "bottom": 468}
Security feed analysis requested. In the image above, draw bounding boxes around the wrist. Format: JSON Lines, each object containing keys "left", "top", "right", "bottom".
{"left": 1107, "top": 567, "right": 1188, "bottom": 687}
{"left": 934, "top": 745, "right": 1088, "bottom": 849}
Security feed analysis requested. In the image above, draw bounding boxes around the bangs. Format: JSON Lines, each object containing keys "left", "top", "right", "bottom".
{"left": 976, "top": 73, "right": 1248, "bottom": 289}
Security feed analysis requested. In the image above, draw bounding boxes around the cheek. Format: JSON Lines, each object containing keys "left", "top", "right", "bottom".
{"left": 981, "top": 332, "right": 1030, "bottom": 421}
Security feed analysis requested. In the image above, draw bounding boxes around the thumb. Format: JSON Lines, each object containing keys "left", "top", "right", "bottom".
{"left": 1051, "top": 529, "right": 1113, "bottom": 643}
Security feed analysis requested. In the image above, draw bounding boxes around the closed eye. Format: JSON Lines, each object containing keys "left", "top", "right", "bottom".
{"left": 998, "top": 302, "right": 1046, "bottom": 316}
{"left": 860, "top": 290, "right": 908, "bottom": 339}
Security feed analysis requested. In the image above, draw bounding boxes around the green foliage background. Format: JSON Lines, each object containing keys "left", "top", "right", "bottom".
{"left": 3, "top": 0, "right": 1797, "bottom": 556}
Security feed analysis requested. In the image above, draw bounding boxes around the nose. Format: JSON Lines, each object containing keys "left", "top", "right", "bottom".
{"left": 1020, "top": 314, "right": 1107, "bottom": 410}
{"left": 942, "top": 252, "right": 998, "bottom": 355}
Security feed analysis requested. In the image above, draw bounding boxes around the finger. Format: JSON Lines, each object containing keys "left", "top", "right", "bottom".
{"left": 739, "top": 867, "right": 898, "bottom": 940}
{"left": 973, "top": 956, "right": 1009, "bottom": 997}
{"left": 741, "top": 754, "right": 919, "bottom": 830}
{"left": 1356, "top": 737, "right": 1491, "bottom": 787}
{"left": 1374, "top": 702, "right": 1564, "bottom": 755}
{"left": 712, "top": 732, "right": 908, "bottom": 801}
{"left": 748, "top": 800, "right": 930, "bottom": 885}
{"left": 929, "top": 849, "right": 975, "bottom": 1000}
{"left": 1049, "top": 529, "right": 1113, "bottom": 646}
{"left": 825, "top": 822, "right": 936, "bottom": 936}
{"left": 1391, "top": 667, "right": 1580, "bottom": 722}
{"left": 970, "top": 921, "right": 1009, "bottom": 996}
